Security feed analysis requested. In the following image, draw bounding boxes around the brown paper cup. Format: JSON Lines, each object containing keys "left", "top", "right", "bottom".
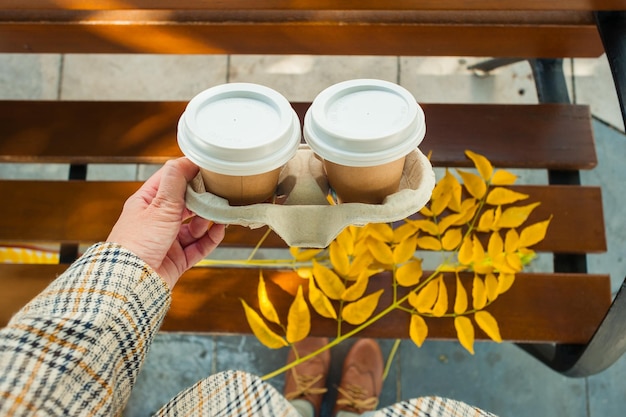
{"left": 324, "top": 156, "right": 406, "bottom": 204}
{"left": 303, "top": 79, "right": 426, "bottom": 205}
{"left": 177, "top": 83, "right": 301, "bottom": 206}
{"left": 200, "top": 167, "right": 282, "bottom": 206}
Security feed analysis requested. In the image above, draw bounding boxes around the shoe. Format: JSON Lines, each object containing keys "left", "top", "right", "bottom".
{"left": 333, "top": 339, "right": 383, "bottom": 415}
{"left": 284, "top": 337, "right": 330, "bottom": 416}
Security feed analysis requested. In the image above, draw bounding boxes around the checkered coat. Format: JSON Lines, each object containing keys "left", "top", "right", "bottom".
{"left": 0, "top": 242, "right": 496, "bottom": 417}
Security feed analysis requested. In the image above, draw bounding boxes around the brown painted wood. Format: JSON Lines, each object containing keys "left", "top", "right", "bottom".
{"left": 0, "top": 10, "right": 604, "bottom": 57}
{"left": 4, "top": 1, "right": 625, "bottom": 11}
{"left": 0, "top": 102, "right": 597, "bottom": 170}
{"left": 0, "top": 181, "right": 606, "bottom": 253}
{"left": 221, "top": 185, "right": 607, "bottom": 254}
{"left": 149, "top": 269, "right": 614, "bottom": 344}
{"left": 0, "top": 264, "right": 611, "bottom": 344}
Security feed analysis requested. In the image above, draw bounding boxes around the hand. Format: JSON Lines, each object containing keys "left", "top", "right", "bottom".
{"left": 107, "top": 158, "right": 225, "bottom": 289}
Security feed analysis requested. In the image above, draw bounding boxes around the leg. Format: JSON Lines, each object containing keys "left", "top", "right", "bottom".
{"left": 284, "top": 337, "right": 331, "bottom": 417}
{"left": 155, "top": 370, "right": 301, "bottom": 417}
{"left": 333, "top": 339, "right": 383, "bottom": 416}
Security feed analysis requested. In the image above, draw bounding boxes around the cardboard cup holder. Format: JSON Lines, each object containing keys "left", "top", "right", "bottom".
{"left": 186, "top": 145, "right": 436, "bottom": 248}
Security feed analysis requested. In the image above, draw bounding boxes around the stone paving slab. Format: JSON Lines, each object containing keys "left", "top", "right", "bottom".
{"left": 399, "top": 341, "right": 588, "bottom": 417}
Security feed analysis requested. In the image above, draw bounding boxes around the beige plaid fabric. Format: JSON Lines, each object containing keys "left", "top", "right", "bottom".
{"left": 0, "top": 242, "right": 496, "bottom": 417}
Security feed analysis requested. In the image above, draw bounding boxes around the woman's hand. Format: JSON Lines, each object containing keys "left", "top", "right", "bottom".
{"left": 107, "top": 158, "right": 225, "bottom": 289}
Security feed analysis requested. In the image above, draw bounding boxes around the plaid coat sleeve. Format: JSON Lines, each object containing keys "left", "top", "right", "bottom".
{"left": 0, "top": 242, "right": 171, "bottom": 416}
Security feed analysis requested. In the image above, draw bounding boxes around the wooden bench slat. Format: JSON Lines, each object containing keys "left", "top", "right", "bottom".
{"left": 0, "top": 11, "right": 603, "bottom": 57}
{"left": 222, "top": 185, "right": 607, "bottom": 253}
{"left": 4, "top": 1, "right": 625, "bottom": 12}
{"left": 0, "top": 181, "right": 606, "bottom": 254}
{"left": 0, "top": 102, "right": 597, "bottom": 170}
{"left": 0, "top": 264, "right": 610, "bottom": 344}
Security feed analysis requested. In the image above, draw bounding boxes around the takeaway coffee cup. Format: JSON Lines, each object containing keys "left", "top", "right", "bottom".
{"left": 303, "top": 79, "right": 426, "bottom": 204}
{"left": 177, "top": 83, "right": 301, "bottom": 205}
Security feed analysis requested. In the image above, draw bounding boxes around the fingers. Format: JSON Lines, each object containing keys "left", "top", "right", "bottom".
{"left": 179, "top": 218, "right": 225, "bottom": 251}
{"left": 187, "top": 215, "right": 211, "bottom": 240}
{"left": 183, "top": 223, "right": 226, "bottom": 267}
{"left": 152, "top": 158, "right": 199, "bottom": 211}
{"left": 208, "top": 223, "right": 226, "bottom": 244}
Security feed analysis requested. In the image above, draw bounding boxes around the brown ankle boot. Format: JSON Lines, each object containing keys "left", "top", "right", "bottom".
{"left": 333, "top": 339, "right": 383, "bottom": 416}
{"left": 284, "top": 337, "right": 330, "bottom": 416}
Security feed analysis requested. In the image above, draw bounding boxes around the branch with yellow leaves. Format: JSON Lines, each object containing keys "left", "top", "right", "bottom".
{"left": 230, "top": 150, "right": 552, "bottom": 379}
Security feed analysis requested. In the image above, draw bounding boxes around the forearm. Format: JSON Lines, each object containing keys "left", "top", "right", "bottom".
{"left": 0, "top": 242, "right": 171, "bottom": 416}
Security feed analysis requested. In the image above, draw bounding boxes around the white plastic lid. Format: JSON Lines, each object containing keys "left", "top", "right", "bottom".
{"left": 178, "top": 83, "right": 301, "bottom": 176}
{"left": 303, "top": 79, "right": 426, "bottom": 167}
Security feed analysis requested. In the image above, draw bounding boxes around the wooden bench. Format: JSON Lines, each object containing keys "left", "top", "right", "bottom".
{"left": 1, "top": 1, "right": 625, "bottom": 377}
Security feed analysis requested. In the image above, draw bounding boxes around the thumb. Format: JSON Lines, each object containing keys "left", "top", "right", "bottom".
{"left": 152, "top": 158, "right": 199, "bottom": 213}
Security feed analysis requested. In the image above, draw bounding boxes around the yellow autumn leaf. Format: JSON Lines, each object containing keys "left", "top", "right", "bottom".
{"left": 458, "top": 236, "right": 474, "bottom": 265}
{"left": 409, "top": 219, "right": 439, "bottom": 236}
{"left": 240, "top": 299, "right": 287, "bottom": 349}
{"left": 258, "top": 271, "right": 280, "bottom": 325}
{"left": 447, "top": 174, "right": 463, "bottom": 213}
{"left": 477, "top": 209, "right": 495, "bottom": 232}
{"left": 366, "top": 223, "right": 394, "bottom": 242}
{"left": 485, "top": 273, "right": 499, "bottom": 302}
{"left": 472, "top": 275, "right": 487, "bottom": 310}
{"left": 417, "top": 236, "right": 442, "bottom": 251}
{"left": 347, "top": 225, "right": 366, "bottom": 242}
{"left": 313, "top": 260, "right": 346, "bottom": 300}
{"left": 487, "top": 231, "right": 504, "bottom": 261}
{"left": 454, "top": 316, "right": 475, "bottom": 354}
{"left": 396, "top": 259, "right": 423, "bottom": 287}
{"left": 518, "top": 217, "right": 552, "bottom": 248}
{"left": 497, "top": 202, "right": 541, "bottom": 229}
{"left": 409, "top": 314, "right": 428, "bottom": 347}
{"left": 393, "top": 222, "right": 418, "bottom": 244}
{"left": 497, "top": 273, "right": 515, "bottom": 294}
{"left": 486, "top": 187, "right": 529, "bottom": 206}
{"left": 465, "top": 150, "right": 493, "bottom": 182}
{"left": 308, "top": 277, "right": 337, "bottom": 319}
{"left": 431, "top": 276, "right": 448, "bottom": 317}
{"left": 441, "top": 228, "right": 462, "bottom": 251}
{"left": 367, "top": 237, "right": 395, "bottom": 265}
{"left": 296, "top": 267, "right": 313, "bottom": 279}
{"left": 336, "top": 227, "right": 355, "bottom": 255}
{"left": 290, "top": 247, "right": 323, "bottom": 262}
{"left": 491, "top": 169, "right": 518, "bottom": 186}
{"left": 506, "top": 253, "right": 523, "bottom": 272}
{"left": 393, "top": 234, "right": 417, "bottom": 264}
{"left": 341, "top": 289, "right": 384, "bottom": 325}
{"left": 413, "top": 276, "right": 440, "bottom": 313}
{"left": 492, "top": 252, "right": 516, "bottom": 274}
{"left": 431, "top": 168, "right": 456, "bottom": 200}
{"left": 454, "top": 274, "right": 468, "bottom": 315}
{"left": 430, "top": 169, "right": 462, "bottom": 213}
{"left": 518, "top": 247, "right": 536, "bottom": 264}
{"left": 457, "top": 169, "right": 487, "bottom": 200}
{"left": 438, "top": 213, "right": 462, "bottom": 234}
{"left": 347, "top": 251, "right": 374, "bottom": 278}
{"left": 474, "top": 310, "right": 503, "bottom": 343}
{"left": 493, "top": 205, "right": 502, "bottom": 230}
{"left": 504, "top": 229, "right": 520, "bottom": 253}
{"left": 342, "top": 271, "right": 370, "bottom": 301}
{"left": 286, "top": 286, "right": 310, "bottom": 343}
{"left": 420, "top": 205, "right": 434, "bottom": 217}
{"left": 472, "top": 236, "right": 486, "bottom": 265}
{"left": 431, "top": 193, "right": 451, "bottom": 216}
{"left": 330, "top": 240, "right": 350, "bottom": 277}
{"left": 453, "top": 198, "right": 479, "bottom": 226}
{"left": 473, "top": 263, "right": 494, "bottom": 275}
